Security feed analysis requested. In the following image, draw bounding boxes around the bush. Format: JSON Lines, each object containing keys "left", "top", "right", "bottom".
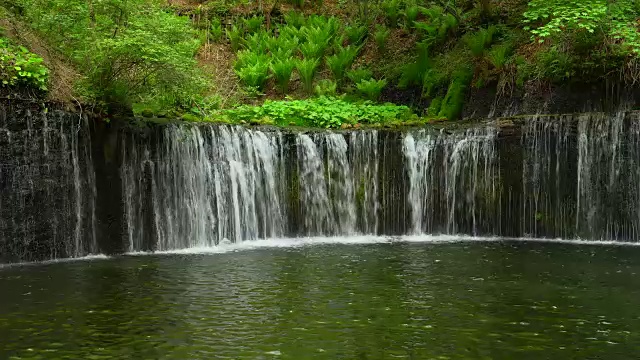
{"left": 347, "top": 67, "right": 373, "bottom": 84}
{"left": 487, "top": 44, "right": 511, "bottom": 70}
{"left": 374, "top": 25, "right": 391, "bottom": 53}
{"left": 227, "top": 25, "right": 245, "bottom": 52}
{"left": 0, "top": 38, "right": 48, "bottom": 91}
{"left": 296, "top": 58, "right": 319, "bottom": 93}
{"left": 326, "top": 45, "right": 359, "bottom": 84}
{"left": 243, "top": 16, "right": 264, "bottom": 34}
{"left": 356, "top": 78, "right": 387, "bottom": 101}
{"left": 284, "top": 11, "right": 307, "bottom": 29}
{"left": 271, "top": 58, "right": 296, "bottom": 94}
{"left": 315, "top": 79, "right": 337, "bottom": 96}
{"left": 345, "top": 24, "right": 368, "bottom": 46}
{"left": 382, "top": 0, "right": 401, "bottom": 28}
{"left": 210, "top": 21, "right": 223, "bottom": 42}
{"left": 464, "top": 26, "right": 497, "bottom": 57}
{"left": 404, "top": 4, "right": 420, "bottom": 29}
{"left": 235, "top": 53, "right": 271, "bottom": 90}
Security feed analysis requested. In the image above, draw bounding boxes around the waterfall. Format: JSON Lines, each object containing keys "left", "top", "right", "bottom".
{"left": 8, "top": 104, "right": 640, "bottom": 263}
{"left": 403, "top": 127, "right": 497, "bottom": 235}
{"left": 122, "top": 125, "right": 287, "bottom": 251}
{"left": 0, "top": 108, "right": 97, "bottom": 262}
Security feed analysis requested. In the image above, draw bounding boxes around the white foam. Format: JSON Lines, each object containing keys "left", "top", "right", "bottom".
{"left": 125, "top": 234, "right": 640, "bottom": 257}
{"left": 0, "top": 254, "right": 110, "bottom": 268}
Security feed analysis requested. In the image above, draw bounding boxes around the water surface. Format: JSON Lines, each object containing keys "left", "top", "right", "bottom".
{"left": 1, "top": 238, "right": 640, "bottom": 359}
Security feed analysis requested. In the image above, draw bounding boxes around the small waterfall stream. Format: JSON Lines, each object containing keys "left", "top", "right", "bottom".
{"left": 5, "top": 105, "right": 640, "bottom": 262}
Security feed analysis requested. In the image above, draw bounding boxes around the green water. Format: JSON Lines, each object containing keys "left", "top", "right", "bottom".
{"left": 1, "top": 240, "right": 640, "bottom": 359}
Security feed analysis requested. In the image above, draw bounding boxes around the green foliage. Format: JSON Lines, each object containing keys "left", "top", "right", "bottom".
{"left": 382, "top": 0, "right": 400, "bottom": 28}
{"left": 223, "top": 96, "right": 415, "bottom": 128}
{"left": 439, "top": 68, "right": 472, "bottom": 120}
{"left": 284, "top": 11, "right": 306, "bottom": 29}
{"left": 427, "top": 96, "right": 443, "bottom": 116}
{"left": 347, "top": 67, "right": 373, "bottom": 84}
{"left": 356, "top": 78, "right": 387, "bottom": 101}
{"left": 0, "top": 38, "right": 48, "bottom": 91}
{"left": 487, "top": 44, "right": 511, "bottom": 70}
{"left": 404, "top": 4, "right": 420, "bottom": 29}
{"left": 344, "top": 24, "right": 368, "bottom": 47}
{"left": 374, "top": 25, "right": 391, "bottom": 53}
{"left": 523, "top": 0, "right": 607, "bottom": 41}
{"left": 227, "top": 25, "right": 245, "bottom": 52}
{"left": 299, "top": 39, "right": 328, "bottom": 61}
{"left": 464, "top": 26, "right": 497, "bottom": 57}
{"left": 210, "top": 21, "right": 223, "bottom": 42}
{"left": 243, "top": 16, "right": 264, "bottom": 34}
{"left": 271, "top": 58, "right": 296, "bottom": 94}
{"left": 245, "top": 32, "right": 269, "bottom": 54}
{"left": 296, "top": 58, "right": 319, "bottom": 93}
{"left": 314, "top": 79, "right": 337, "bottom": 96}
{"left": 235, "top": 50, "right": 271, "bottom": 90}
{"left": 399, "top": 42, "right": 431, "bottom": 89}
{"left": 326, "top": 45, "right": 359, "bottom": 84}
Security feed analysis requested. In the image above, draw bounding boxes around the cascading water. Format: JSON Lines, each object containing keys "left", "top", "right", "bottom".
{"left": 7, "top": 104, "right": 640, "bottom": 263}
{"left": 0, "top": 107, "right": 97, "bottom": 262}
{"left": 403, "top": 127, "right": 498, "bottom": 235}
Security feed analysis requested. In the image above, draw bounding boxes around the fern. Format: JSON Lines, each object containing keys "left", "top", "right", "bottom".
{"left": 347, "top": 68, "right": 373, "bottom": 84}
{"left": 382, "top": 0, "right": 400, "bottom": 28}
{"left": 488, "top": 44, "right": 511, "bottom": 70}
{"left": 404, "top": 4, "right": 420, "bottom": 29}
{"left": 296, "top": 58, "right": 319, "bottom": 93}
{"left": 236, "top": 60, "right": 271, "bottom": 90}
{"left": 345, "top": 24, "right": 368, "bottom": 46}
{"left": 356, "top": 78, "right": 387, "bottom": 101}
{"left": 243, "top": 16, "right": 264, "bottom": 34}
{"left": 284, "top": 11, "right": 306, "bottom": 29}
{"left": 226, "top": 25, "right": 245, "bottom": 52}
{"left": 315, "top": 79, "right": 337, "bottom": 96}
{"left": 374, "top": 25, "right": 391, "bottom": 53}
{"left": 326, "top": 45, "right": 359, "bottom": 84}
{"left": 464, "top": 26, "right": 497, "bottom": 57}
{"left": 271, "top": 58, "right": 297, "bottom": 94}
{"left": 210, "top": 21, "right": 223, "bottom": 42}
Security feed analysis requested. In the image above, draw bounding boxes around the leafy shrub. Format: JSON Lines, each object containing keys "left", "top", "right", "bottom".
{"left": 227, "top": 25, "right": 245, "bottom": 52}
{"left": 245, "top": 32, "right": 269, "bottom": 54}
{"left": 356, "top": 78, "right": 387, "bottom": 101}
{"left": 235, "top": 53, "right": 271, "bottom": 90}
{"left": 464, "top": 26, "right": 497, "bottom": 57}
{"left": 374, "top": 25, "right": 391, "bottom": 53}
{"left": 223, "top": 96, "right": 415, "bottom": 128}
{"left": 347, "top": 67, "right": 373, "bottom": 84}
{"left": 315, "top": 79, "right": 337, "bottom": 96}
{"left": 0, "top": 38, "right": 48, "bottom": 91}
{"left": 284, "top": 11, "right": 306, "bottom": 29}
{"left": 299, "top": 39, "right": 328, "bottom": 61}
{"left": 210, "top": 21, "right": 223, "bottom": 42}
{"left": 243, "top": 16, "right": 264, "bottom": 34}
{"left": 487, "top": 44, "right": 511, "bottom": 70}
{"left": 271, "top": 58, "right": 296, "bottom": 94}
{"left": 382, "top": 0, "right": 401, "bottom": 28}
{"left": 345, "top": 24, "right": 368, "bottom": 46}
{"left": 296, "top": 58, "right": 319, "bottom": 93}
{"left": 326, "top": 45, "right": 359, "bottom": 84}
{"left": 404, "top": 4, "right": 420, "bottom": 29}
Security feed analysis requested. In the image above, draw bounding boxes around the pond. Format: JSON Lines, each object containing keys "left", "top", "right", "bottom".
{"left": 1, "top": 237, "right": 640, "bottom": 359}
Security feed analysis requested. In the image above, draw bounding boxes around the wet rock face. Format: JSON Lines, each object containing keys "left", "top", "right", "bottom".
{"left": 0, "top": 104, "right": 97, "bottom": 263}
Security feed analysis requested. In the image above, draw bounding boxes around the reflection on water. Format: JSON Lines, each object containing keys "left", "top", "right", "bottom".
{"left": 1, "top": 240, "right": 640, "bottom": 359}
